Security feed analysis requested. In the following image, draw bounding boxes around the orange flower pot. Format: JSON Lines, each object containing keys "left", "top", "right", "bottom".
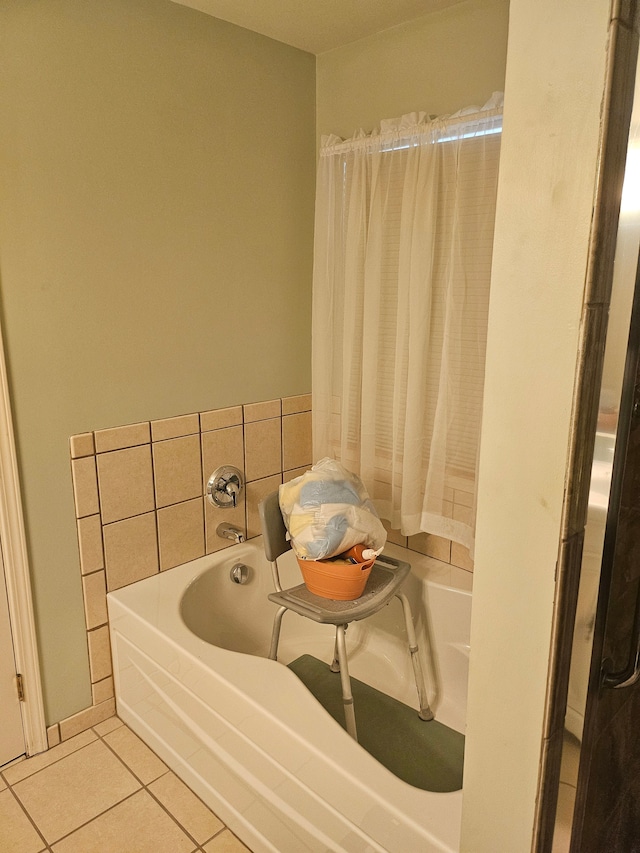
{"left": 297, "top": 555, "right": 376, "bottom": 600}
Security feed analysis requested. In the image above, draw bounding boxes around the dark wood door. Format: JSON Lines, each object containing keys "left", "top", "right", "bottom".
{"left": 571, "top": 272, "right": 640, "bottom": 853}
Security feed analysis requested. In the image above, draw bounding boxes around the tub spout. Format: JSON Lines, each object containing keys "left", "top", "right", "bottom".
{"left": 217, "top": 523, "right": 245, "bottom": 544}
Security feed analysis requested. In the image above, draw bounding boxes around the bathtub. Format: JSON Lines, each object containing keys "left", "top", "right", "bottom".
{"left": 108, "top": 539, "right": 472, "bottom": 853}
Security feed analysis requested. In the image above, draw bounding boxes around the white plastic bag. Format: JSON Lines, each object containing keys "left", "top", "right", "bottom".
{"left": 279, "top": 458, "right": 387, "bottom": 560}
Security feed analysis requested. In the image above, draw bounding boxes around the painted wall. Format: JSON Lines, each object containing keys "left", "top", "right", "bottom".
{"left": 461, "top": 0, "right": 611, "bottom": 849}
{"left": 316, "top": 0, "right": 510, "bottom": 139}
{"left": 0, "top": 0, "right": 315, "bottom": 723}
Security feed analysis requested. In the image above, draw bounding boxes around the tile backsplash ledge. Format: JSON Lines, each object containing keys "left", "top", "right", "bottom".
{"left": 60, "top": 393, "right": 472, "bottom": 745}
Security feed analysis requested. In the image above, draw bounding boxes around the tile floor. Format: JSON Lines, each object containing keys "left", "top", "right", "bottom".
{"left": 551, "top": 731, "right": 581, "bottom": 852}
{"left": 0, "top": 716, "right": 252, "bottom": 853}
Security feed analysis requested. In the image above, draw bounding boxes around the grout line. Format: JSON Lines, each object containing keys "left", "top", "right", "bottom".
{"left": 98, "top": 728, "right": 153, "bottom": 789}
{"left": 3, "top": 732, "right": 98, "bottom": 784}
{"left": 144, "top": 773, "right": 208, "bottom": 850}
{"left": 6, "top": 781, "right": 50, "bottom": 850}
{"left": 46, "top": 787, "right": 143, "bottom": 848}
{"left": 96, "top": 722, "right": 227, "bottom": 850}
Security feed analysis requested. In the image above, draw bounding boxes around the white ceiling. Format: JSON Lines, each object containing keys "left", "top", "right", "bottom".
{"left": 170, "top": 0, "right": 464, "bottom": 55}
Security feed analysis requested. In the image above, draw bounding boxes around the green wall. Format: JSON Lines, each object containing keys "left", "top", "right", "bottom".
{"left": 0, "top": 0, "right": 315, "bottom": 722}
{"left": 317, "top": 0, "right": 510, "bottom": 139}
{"left": 0, "top": 0, "right": 509, "bottom": 726}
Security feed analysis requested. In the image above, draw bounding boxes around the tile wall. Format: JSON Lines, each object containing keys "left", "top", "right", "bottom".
{"left": 58, "top": 392, "right": 472, "bottom": 743}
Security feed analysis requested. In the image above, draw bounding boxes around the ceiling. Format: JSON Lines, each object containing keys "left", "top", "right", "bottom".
{"left": 170, "top": 0, "right": 465, "bottom": 55}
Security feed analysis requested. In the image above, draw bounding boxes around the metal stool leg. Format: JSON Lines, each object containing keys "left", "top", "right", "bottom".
{"left": 335, "top": 624, "right": 358, "bottom": 740}
{"left": 396, "top": 592, "right": 434, "bottom": 721}
{"left": 330, "top": 633, "right": 341, "bottom": 672}
{"left": 269, "top": 606, "right": 287, "bottom": 660}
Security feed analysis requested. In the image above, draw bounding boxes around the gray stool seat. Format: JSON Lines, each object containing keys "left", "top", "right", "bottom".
{"left": 259, "top": 490, "right": 434, "bottom": 741}
{"left": 267, "top": 555, "right": 410, "bottom": 623}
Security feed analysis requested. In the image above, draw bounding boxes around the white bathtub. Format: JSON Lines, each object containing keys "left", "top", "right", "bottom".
{"left": 108, "top": 539, "right": 472, "bottom": 853}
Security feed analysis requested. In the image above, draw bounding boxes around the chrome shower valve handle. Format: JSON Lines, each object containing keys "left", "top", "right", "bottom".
{"left": 207, "top": 465, "right": 244, "bottom": 508}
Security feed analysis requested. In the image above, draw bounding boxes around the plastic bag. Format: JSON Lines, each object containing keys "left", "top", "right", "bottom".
{"left": 279, "top": 458, "right": 387, "bottom": 560}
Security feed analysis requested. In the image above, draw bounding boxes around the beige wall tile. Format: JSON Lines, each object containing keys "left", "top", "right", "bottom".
{"left": 282, "top": 411, "right": 312, "bottom": 471}
{"left": 283, "top": 465, "right": 311, "bottom": 483}
{"left": 0, "top": 787, "right": 45, "bottom": 853}
{"left": 244, "top": 418, "right": 281, "bottom": 481}
{"left": 451, "top": 542, "right": 474, "bottom": 572}
{"left": 76, "top": 515, "right": 104, "bottom": 574}
{"left": 200, "top": 406, "right": 243, "bottom": 432}
{"left": 51, "top": 788, "right": 194, "bottom": 853}
{"left": 204, "top": 499, "right": 246, "bottom": 554}
{"left": 157, "top": 499, "right": 205, "bottom": 570}
{"left": 71, "top": 456, "right": 100, "bottom": 518}
{"left": 103, "top": 513, "right": 159, "bottom": 591}
{"left": 149, "top": 770, "right": 224, "bottom": 844}
{"left": 201, "top": 425, "right": 244, "bottom": 488}
{"left": 454, "top": 488, "right": 474, "bottom": 508}
{"left": 81, "top": 571, "right": 107, "bottom": 630}
{"left": 103, "top": 726, "right": 167, "bottom": 785}
{"left": 58, "top": 699, "right": 116, "bottom": 741}
{"left": 408, "top": 532, "right": 452, "bottom": 563}
{"left": 47, "top": 725, "right": 61, "bottom": 749}
{"left": 94, "top": 422, "right": 150, "bottom": 453}
{"left": 382, "top": 519, "right": 408, "bottom": 547}
{"left": 281, "top": 393, "right": 312, "bottom": 415}
{"left": 86, "top": 626, "right": 112, "bottom": 683}
{"left": 11, "top": 739, "right": 139, "bottom": 844}
{"left": 452, "top": 503, "right": 473, "bottom": 526}
{"left": 69, "top": 432, "right": 95, "bottom": 458}
{"left": 91, "top": 676, "right": 114, "bottom": 706}
{"left": 245, "top": 475, "right": 282, "bottom": 539}
{"left": 97, "top": 445, "right": 155, "bottom": 524}
{"left": 150, "top": 413, "right": 199, "bottom": 441}
{"left": 243, "top": 399, "right": 281, "bottom": 422}
{"left": 153, "top": 434, "right": 202, "bottom": 508}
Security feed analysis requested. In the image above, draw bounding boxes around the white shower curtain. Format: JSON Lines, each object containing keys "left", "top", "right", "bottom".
{"left": 312, "top": 95, "right": 502, "bottom": 552}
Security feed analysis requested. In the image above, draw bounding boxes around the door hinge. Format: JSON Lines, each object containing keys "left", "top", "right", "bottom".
{"left": 16, "top": 673, "right": 25, "bottom": 702}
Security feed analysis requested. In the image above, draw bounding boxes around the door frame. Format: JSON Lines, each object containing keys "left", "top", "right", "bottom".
{"left": 532, "top": 3, "right": 640, "bottom": 848}
{"left": 0, "top": 319, "right": 47, "bottom": 757}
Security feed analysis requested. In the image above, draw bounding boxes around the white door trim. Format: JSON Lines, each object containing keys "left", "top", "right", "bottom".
{"left": 0, "top": 321, "right": 47, "bottom": 756}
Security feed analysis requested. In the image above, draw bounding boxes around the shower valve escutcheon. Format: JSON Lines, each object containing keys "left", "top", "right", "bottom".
{"left": 207, "top": 465, "right": 244, "bottom": 508}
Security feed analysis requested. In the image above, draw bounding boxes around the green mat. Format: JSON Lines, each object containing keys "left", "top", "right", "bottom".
{"left": 288, "top": 655, "right": 464, "bottom": 792}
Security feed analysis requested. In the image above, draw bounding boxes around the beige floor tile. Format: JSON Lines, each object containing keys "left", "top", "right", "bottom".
{"left": 2, "top": 729, "right": 97, "bottom": 786}
{"left": 551, "top": 781, "right": 576, "bottom": 853}
{"left": 149, "top": 770, "right": 224, "bottom": 844}
{"left": 12, "top": 739, "right": 140, "bottom": 844}
{"left": 93, "top": 715, "right": 123, "bottom": 737}
{"left": 204, "top": 829, "right": 252, "bottom": 852}
{"left": 560, "top": 731, "right": 581, "bottom": 787}
{"left": 0, "top": 775, "right": 6, "bottom": 791}
{"left": 0, "top": 789, "right": 46, "bottom": 853}
{"left": 103, "top": 725, "right": 167, "bottom": 784}
{"left": 51, "top": 789, "right": 196, "bottom": 853}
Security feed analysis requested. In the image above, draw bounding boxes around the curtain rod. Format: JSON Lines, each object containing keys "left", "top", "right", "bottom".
{"left": 320, "top": 97, "right": 504, "bottom": 157}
